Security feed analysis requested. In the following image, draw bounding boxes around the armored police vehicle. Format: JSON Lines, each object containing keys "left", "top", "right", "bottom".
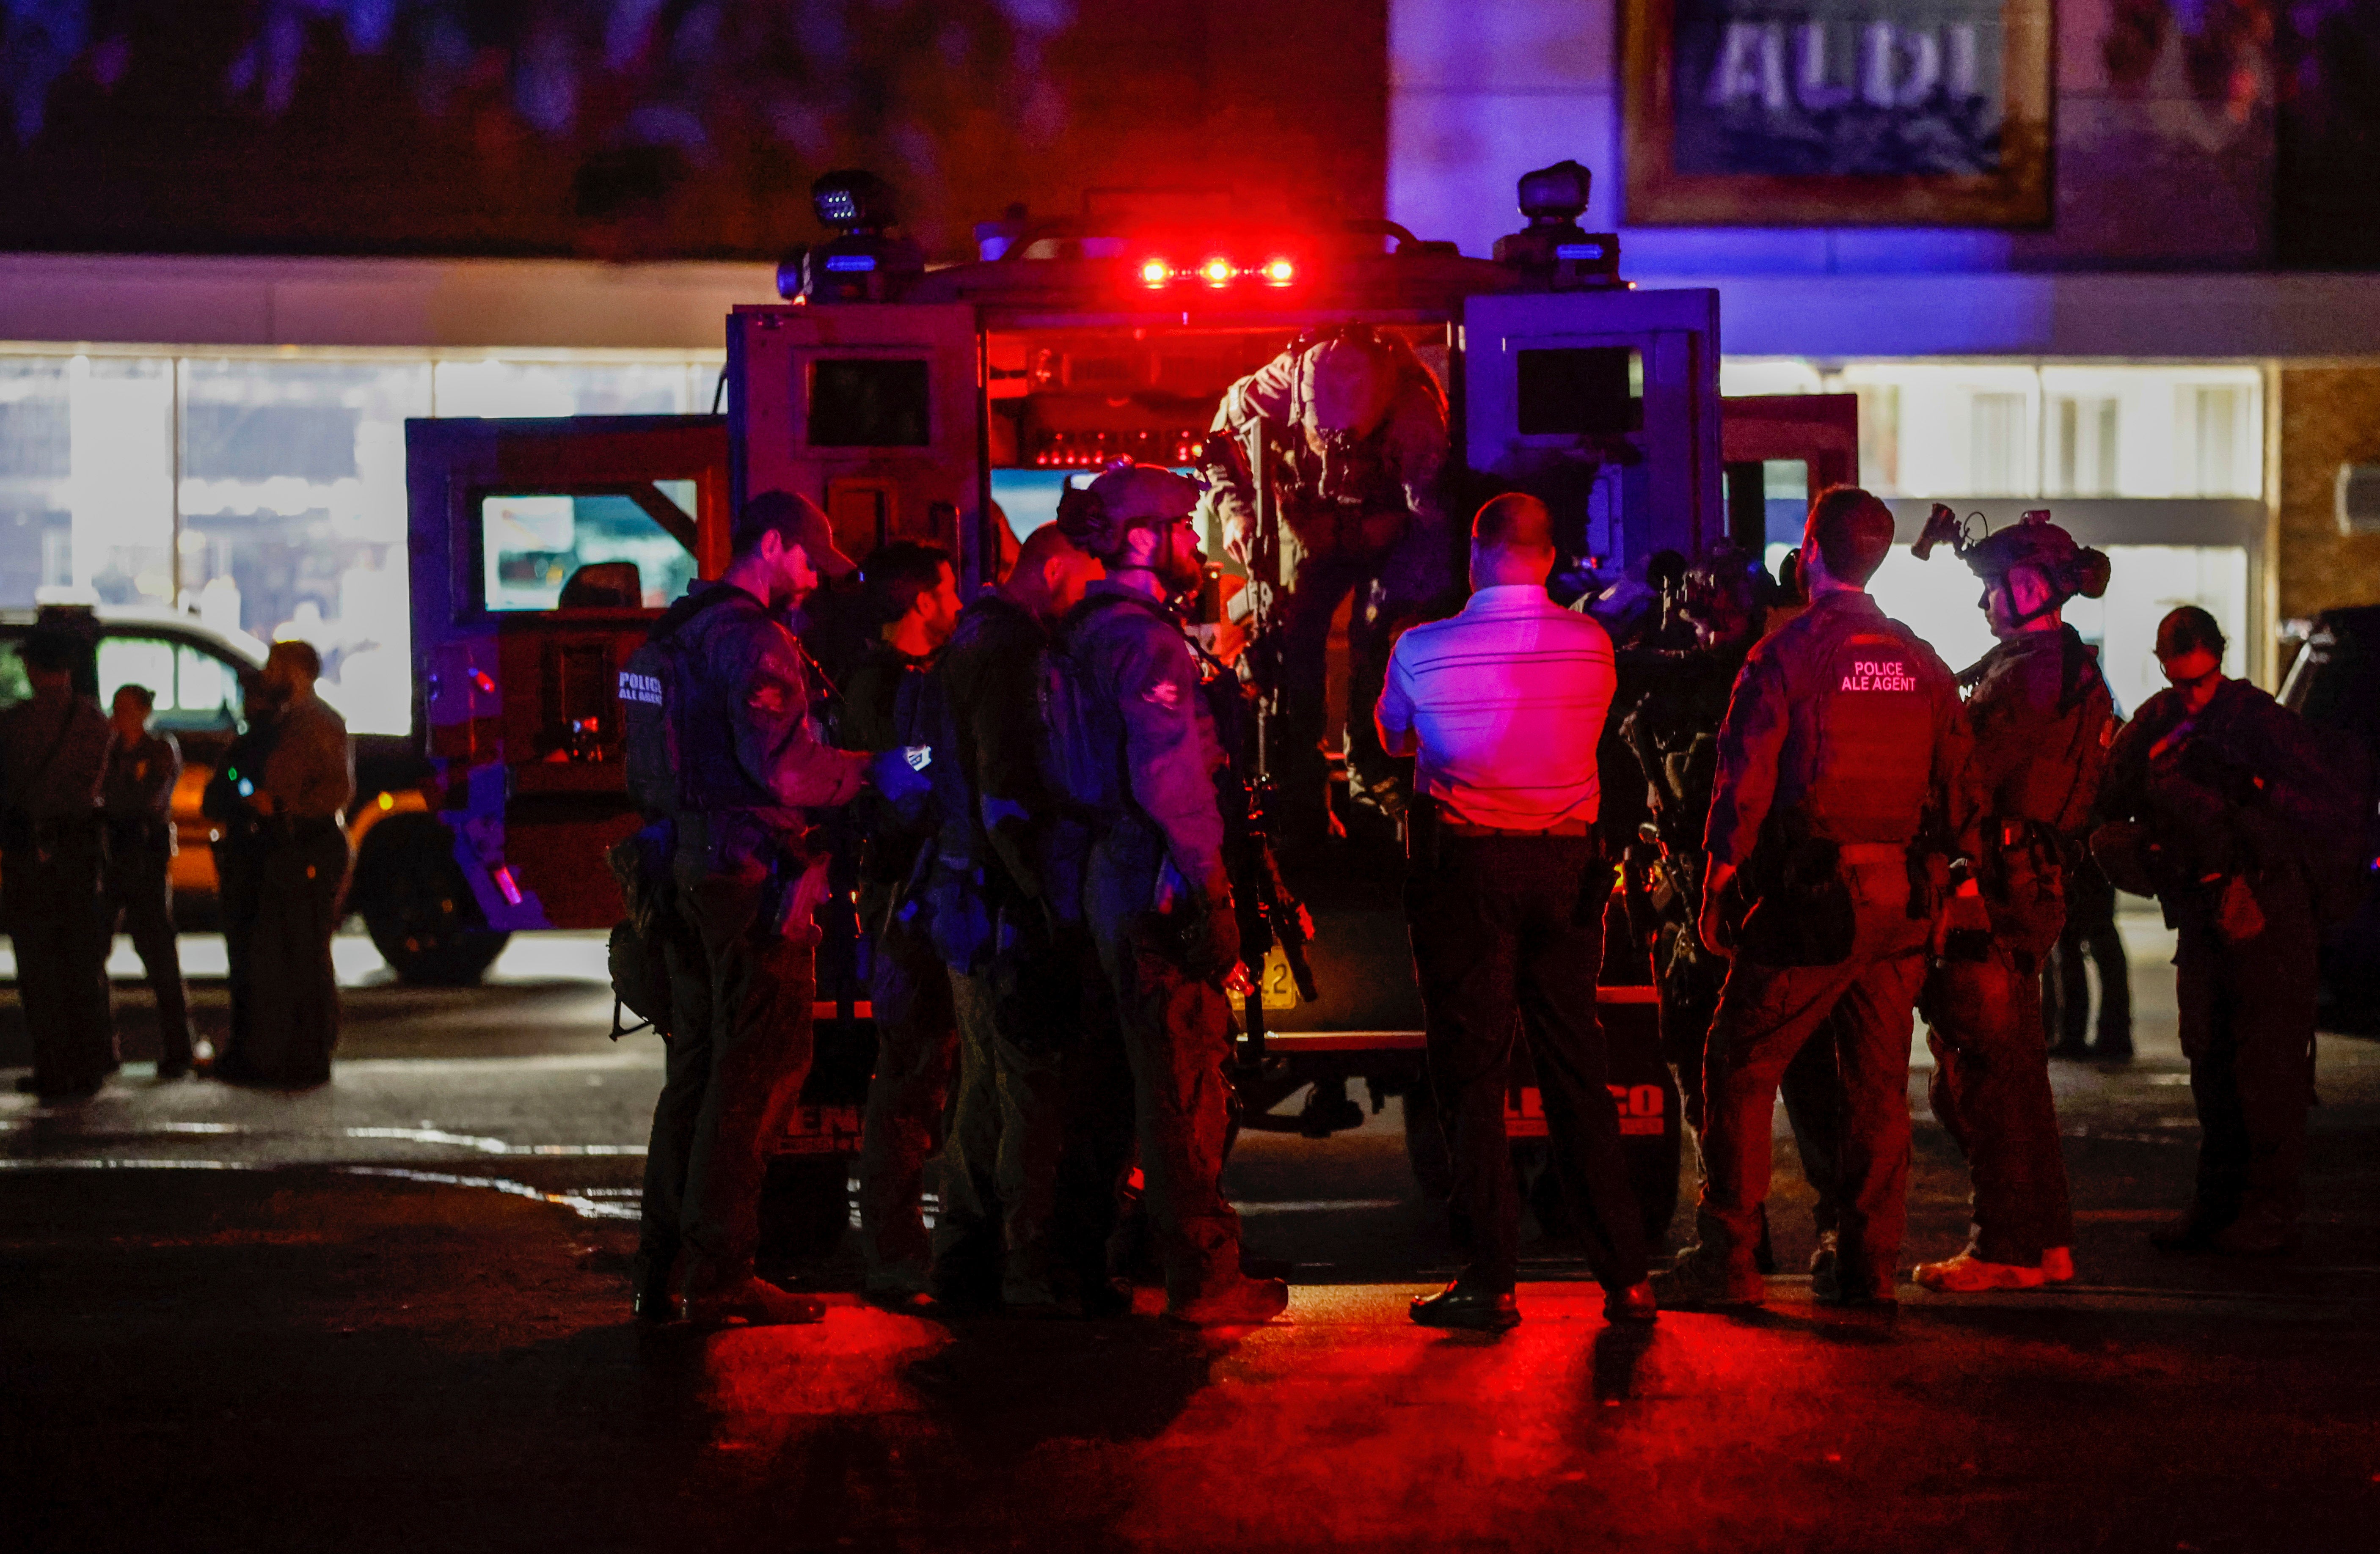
{"left": 399, "top": 162, "right": 1860, "bottom": 1243}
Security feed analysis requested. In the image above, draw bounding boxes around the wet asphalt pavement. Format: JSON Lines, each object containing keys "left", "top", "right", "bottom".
{"left": 4, "top": 915, "right": 2378, "bottom": 1552}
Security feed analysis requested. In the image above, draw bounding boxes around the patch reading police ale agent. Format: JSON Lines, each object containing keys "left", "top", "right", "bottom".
{"left": 1841, "top": 656, "right": 1919, "bottom": 693}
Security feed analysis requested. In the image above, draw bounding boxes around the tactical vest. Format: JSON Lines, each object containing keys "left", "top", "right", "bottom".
{"left": 1037, "top": 595, "right": 1137, "bottom": 820}
{"left": 1989, "top": 631, "right": 2115, "bottom": 836}
{"left": 1801, "top": 610, "right": 1940, "bottom": 844}
{"left": 618, "top": 587, "right": 738, "bottom": 816}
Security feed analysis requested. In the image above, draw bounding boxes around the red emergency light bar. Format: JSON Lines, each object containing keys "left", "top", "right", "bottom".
{"left": 1135, "top": 253, "right": 1298, "bottom": 290}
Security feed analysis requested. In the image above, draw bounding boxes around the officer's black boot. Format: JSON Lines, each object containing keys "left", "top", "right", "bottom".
{"left": 630, "top": 1244, "right": 679, "bottom": 1323}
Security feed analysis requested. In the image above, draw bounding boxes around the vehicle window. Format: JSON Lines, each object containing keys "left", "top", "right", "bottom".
{"left": 94, "top": 637, "right": 245, "bottom": 731}
{"left": 1517, "top": 347, "right": 1643, "bottom": 437}
{"left": 808, "top": 358, "right": 931, "bottom": 447}
{"left": 479, "top": 484, "right": 698, "bottom": 613}
{"left": 0, "top": 641, "right": 27, "bottom": 710}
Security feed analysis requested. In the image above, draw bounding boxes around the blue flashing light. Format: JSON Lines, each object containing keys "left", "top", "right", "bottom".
{"left": 1556, "top": 242, "right": 1606, "bottom": 261}
{"left": 824, "top": 253, "right": 878, "bottom": 273}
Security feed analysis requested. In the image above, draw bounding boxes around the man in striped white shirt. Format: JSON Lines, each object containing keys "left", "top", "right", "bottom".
{"left": 1377, "top": 493, "right": 1655, "bottom": 1331}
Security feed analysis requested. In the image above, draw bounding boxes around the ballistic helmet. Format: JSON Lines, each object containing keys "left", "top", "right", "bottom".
{"left": 1959, "top": 509, "right": 2110, "bottom": 605}
{"left": 1054, "top": 460, "right": 1202, "bottom": 560}
{"left": 1680, "top": 544, "right": 1772, "bottom": 632}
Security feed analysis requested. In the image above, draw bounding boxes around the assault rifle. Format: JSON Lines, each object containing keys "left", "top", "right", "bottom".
{"left": 1222, "top": 418, "right": 1318, "bottom": 1067}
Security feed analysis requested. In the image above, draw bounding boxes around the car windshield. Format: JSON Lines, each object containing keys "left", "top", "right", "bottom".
{"left": 95, "top": 636, "right": 245, "bottom": 731}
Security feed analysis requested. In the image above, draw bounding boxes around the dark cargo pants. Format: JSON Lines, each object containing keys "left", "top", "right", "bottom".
{"left": 1927, "top": 952, "right": 2075, "bottom": 1265}
{"left": 105, "top": 838, "right": 194, "bottom": 1070}
{"left": 1657, "top": 914, "right": 1846, "bottom": 1239}
{"left": 855, "top": 894, "right": 959, "bottom": 1293}
{"left": 640, "top": 862, "right": 817, "bottom": 1279}
{"left": 3, "top": 831, "right": 116, "bottom": 1092}
{"left": 1697, "top": 855, "right": 1930, "bottom": 1296}
{"left": 1086, "top": 820, "right": 1245, "bottom": 1305}
{"left": 936, "top": 921, "right": 1131, "bottom": 1303}
{"left": 2174, "top": 883, "right": 2318, "bottom": 1233}
{"left": 1407, "top": 835, "right": 1649, "bottom": 1295}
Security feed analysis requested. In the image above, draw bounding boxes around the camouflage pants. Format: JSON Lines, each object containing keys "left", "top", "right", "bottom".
{"left": 1085, "top": 821, "right": 1244, "bottom": 1304}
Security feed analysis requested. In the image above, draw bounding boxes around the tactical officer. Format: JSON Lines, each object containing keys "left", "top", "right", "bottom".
{"left": 1912, "top": 511, "right": 2115, "bottom": 1293}
{"left": 102, "top": 684, "right": 196, "bottom": 1079}
{"left": 633, "top": 491, "right": 874, "bottom": 1327}
{"left": 1656, "top": 489, "right": 1975, "bottom": 1309}
{"left": 1619, "top": 547, "right": 1847, "bottom": 1276}
{"left": 1201, "top": 326, "right": 1454, "bottom": 841}
{"left": 1054, "top": 461, "right": 1291, "bottom": 1327}
{"left": 838, "top": 540, "right": 965, "bottom": 1308}
{"left": 2, "top": 628, "right": 115, "bottom": 1099}
{"left": 212, "top": 641, "right": 353, "bottom": 1089}
{"left": 927, "top": 523, "right": 1127, "bottom": 1313}
{"left": 2096, "top": 606, "right": 2355, "bottom": 1257}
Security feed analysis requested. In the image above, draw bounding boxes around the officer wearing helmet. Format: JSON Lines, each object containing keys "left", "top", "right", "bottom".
{"left": 1054, "top": 460, "right": 1291, "bottom": 1327}
{"left": 1617, "top": 545, "right": 1847, "bottom": 1280}
{"left": 2094, "top": 606, "right": 2361, "bottom": 1257}
{"left": 1201, "top": 326, "right": 1454, "bottom": 842}
{"left": 1655, "top": 488, "right": 1976, "bottom": 1310}
{"left": 1909, "top": 508, "right": 2116, "bottom": 1293}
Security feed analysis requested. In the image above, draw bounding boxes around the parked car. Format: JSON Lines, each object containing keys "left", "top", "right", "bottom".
{"left": 2280, "top": 604, "right": 2380, "bottom": 1031}
{"left": 0, "top": 605, "right": 470, "bottom": 981}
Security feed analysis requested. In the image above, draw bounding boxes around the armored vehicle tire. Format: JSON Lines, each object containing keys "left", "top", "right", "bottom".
{"left": 350, "top": 813, "right": 511, "bottom": 987}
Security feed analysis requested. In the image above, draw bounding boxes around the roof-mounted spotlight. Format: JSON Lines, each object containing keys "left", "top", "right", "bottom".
{"left": 1494, "top": 159, "right": 1621, "bottom": 292}
{"left": 1516, "top": 160, "right": 1593, "bottom": 226}
{"left": 813, "top": 170, "right": 899, "bottom": 234}
{"left": 779, "top": 170, "right": 924, "bottom": 304}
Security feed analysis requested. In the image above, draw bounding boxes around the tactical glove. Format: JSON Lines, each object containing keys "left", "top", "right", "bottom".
{"left": 866, "top": 744, "right": 933, "bottom": 806}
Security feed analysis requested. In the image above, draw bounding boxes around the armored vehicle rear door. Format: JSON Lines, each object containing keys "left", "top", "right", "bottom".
{"left": 1463, "top": 289, "right": 1724, "bottom": 567}
{"left": 728, "top": 304, "right": 989, "bottom": 586}
{"left": 1720, "top": 393, "right": 1861, "bottom": 551}
{"left": 403, "top": 415, "right": 728, "bottom": 930}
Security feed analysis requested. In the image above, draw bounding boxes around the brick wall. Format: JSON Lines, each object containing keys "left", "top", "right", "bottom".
{"left": 2278, "top": 366, "right": 2380, "bottom": 624}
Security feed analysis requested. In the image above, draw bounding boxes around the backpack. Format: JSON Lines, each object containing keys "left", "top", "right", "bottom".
{"left": 1033, "top": 594, "right": 1144, "bottom": 820}
{"left": 619, "top": 588, "right": 737, "bottom": 814}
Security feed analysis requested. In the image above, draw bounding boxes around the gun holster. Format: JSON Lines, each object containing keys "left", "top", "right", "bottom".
{"left": 1736, "top": 833, "right": 1854, "bottom": 968}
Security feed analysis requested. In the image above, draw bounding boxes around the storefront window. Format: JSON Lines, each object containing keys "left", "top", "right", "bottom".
{"left": 0, "top": 355, "right": 174, "bottom": 611}
{"left": 177, "top": 358, "right": 431, "bottom": 736}
{"left": 1820, "top": 362, "right": 2265, "bottom": 501}
{"left": 431, "top": 359, "right": 716, "bottom": 419}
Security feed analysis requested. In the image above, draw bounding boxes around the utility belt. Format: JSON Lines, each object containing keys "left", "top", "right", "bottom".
{"left": 1441, "top": 818, "right": 1594, "bottom": 839}
{"left": 1408, "top": 795, "right": 1600, "bottom": 869}
{"left": 1975, "top": 813, "right": 2070, "bottom": 965}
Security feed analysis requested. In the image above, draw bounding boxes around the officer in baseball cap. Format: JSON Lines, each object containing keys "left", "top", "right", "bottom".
{"left": 631, "top": 489, "right": 873, "bottom": 1327}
